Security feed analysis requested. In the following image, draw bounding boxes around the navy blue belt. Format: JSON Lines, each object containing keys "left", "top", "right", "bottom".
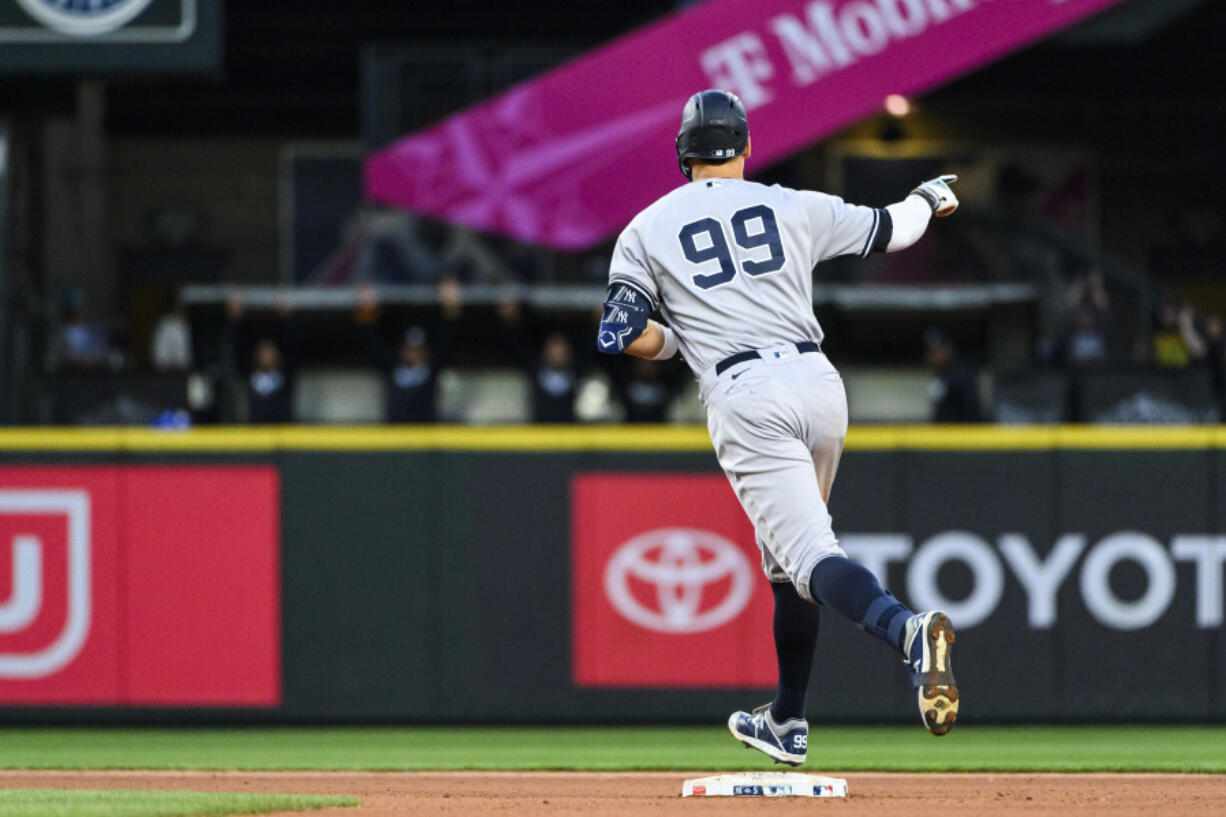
{"left": 715, "top": 341, "right": 822, "bottom": 376}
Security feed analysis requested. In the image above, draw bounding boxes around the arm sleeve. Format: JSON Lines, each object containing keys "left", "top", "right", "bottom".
{"left": 884, "top": 194, "right": 933, "bottom": 252}
{"left": 607, "top": 223, "right": 660, "bottom": 310}
{"left": 802, "top": 191, "right": 893, "bottom": 264}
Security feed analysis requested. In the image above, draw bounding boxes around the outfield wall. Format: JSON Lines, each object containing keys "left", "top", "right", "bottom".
{"left": 0, "top": 426, "right": 1223, "bottom": 722}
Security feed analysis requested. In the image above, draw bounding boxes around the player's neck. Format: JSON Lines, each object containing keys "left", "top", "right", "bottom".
{"left": 690, "top": 160, "right": 745, "bottom": 182}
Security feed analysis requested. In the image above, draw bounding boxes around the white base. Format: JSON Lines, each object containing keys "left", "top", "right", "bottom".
{"left": 682, "top": 772, "right": 848, "bottom": 798}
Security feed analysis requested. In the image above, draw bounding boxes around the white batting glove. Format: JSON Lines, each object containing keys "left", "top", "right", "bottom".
{"left": 911, "top": 175, "right": 959, "bottom": 217}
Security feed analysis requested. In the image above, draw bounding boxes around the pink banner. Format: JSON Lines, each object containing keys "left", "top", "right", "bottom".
{"left": 365, "top": 0, "right": 1126, "bottom": 249}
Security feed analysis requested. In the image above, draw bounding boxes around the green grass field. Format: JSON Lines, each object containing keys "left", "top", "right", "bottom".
{"left": 0, "top": 790, "right": 355, "bottom": 817}
{"left": 1, "top": 726, "right": 1224, "bottom": 773}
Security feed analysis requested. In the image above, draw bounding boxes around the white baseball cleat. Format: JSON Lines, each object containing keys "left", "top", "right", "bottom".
{"left": 902, "top": 611, "right": 959, "bottom": 736}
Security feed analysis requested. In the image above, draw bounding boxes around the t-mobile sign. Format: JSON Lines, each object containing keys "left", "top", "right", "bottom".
{"left": 367, "top": 0, "right": 1127, "bottom": 249}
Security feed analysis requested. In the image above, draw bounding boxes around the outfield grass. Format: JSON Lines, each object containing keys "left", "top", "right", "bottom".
{"left": 0, "top": 790, "right": 356, "bottom": 817}
{"left": 0, "top": 726, "right": 1223, "bottom": 773}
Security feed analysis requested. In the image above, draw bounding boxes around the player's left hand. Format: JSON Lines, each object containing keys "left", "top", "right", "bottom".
{"left": 912, "top": 175, "right": 959, "bottom": 217}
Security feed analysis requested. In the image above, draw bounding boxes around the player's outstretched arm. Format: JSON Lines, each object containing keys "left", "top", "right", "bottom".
{"left": 884, "top": 175, "right": 959, "bottom": 253}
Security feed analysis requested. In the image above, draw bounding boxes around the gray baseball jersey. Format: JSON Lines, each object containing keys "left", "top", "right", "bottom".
{"left": 608, "top": 177, "right": 885, "bottom": 375}
{"left": 609, "top": 177, "right": 888, "bottom": 597}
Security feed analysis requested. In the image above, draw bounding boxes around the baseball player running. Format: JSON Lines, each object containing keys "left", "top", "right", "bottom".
{"left": 596, "top": 90, "right": 960, "bottom": 765}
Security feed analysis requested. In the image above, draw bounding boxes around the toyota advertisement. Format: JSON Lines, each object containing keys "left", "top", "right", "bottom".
{"left": 568, "top": 453, "right": 1225, "bottom": 719}
{"left": 0, "top": 466, "right": 280, "bottom": 707}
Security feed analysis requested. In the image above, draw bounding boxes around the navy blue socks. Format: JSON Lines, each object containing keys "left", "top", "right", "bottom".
{"left": 767, "top": 558, "right": 913, "bottom": 724}
{"left": 769, "top": 581, "right": 820, "bottom": 723}
{"left": 808, "top": 556, "right": 913, "bottom": 653}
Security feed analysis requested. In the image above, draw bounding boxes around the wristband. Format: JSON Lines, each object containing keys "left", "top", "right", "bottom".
{"left": 650, "top": 324, "right": 679, "bottom": 360}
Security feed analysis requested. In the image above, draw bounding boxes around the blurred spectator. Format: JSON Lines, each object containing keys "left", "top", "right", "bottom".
{"left": 1065, "top": 265, "right": 1110, "bottom": 314}
{"left": 606, "top": 356, "right": 688, "bottom": 423}
{"left": 356, "top": 279, "right": 462, "bottom": 423}
{"left": 1151, "top": 299, "right": 1206, "bottom": 369}
{"left": 247, "top": 340, "right": 293, "bottom": 423}
{"left": 150, "top": 300, "right": 193, "bottom": 372}
{"left": 499, "top": 299, "right": 584, "bottom": 423}
{"left": 50, "top": 289, "right": 110, "bottom": 370}
{"left": 924, "top": 328, "right": 982, "bottom": 423}
{"left": 1063, "top": 306, "right": 1108, "bottom": 368}
{"left": 1053, "top": 265, "right": 1111, "bottom": 368}
{"left": 227, "top": 295, "right": 298, "bottom": 424}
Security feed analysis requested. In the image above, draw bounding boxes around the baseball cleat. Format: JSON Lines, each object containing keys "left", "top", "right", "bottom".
{"left": 727, "top": 703, "right": 808, "bottom": 766}
{"left": 902, "top": 611, "right": 959, "bottom": 736}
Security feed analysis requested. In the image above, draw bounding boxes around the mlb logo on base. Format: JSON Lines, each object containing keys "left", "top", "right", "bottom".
{"left": 570, "top": 473, "right": 774, "bottom": 687}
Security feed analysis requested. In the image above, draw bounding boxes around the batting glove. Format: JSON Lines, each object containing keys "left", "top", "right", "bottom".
{"left": 911, "top": 175, "right": 959, "bottom": 217}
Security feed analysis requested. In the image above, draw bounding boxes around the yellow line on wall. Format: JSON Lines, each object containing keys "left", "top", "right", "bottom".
{"left": 0, "top": 425, "right": 1223, "bottom": 452}
{"left": 846, "top": 425, "right": 1225, "bottom": 450}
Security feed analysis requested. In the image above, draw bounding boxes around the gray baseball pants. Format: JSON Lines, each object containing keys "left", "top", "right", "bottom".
{"left": 699, "top": 344, "right": 848, "bottom": 602}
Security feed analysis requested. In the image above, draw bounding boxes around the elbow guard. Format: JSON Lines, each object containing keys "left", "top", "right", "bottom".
{"left": 596, "top": 282, "right": 651, "bottom": 354}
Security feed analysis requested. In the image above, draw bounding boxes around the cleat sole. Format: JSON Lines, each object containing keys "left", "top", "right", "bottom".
{"left": 917, "top": 613, "right": 959, "bottom": 737}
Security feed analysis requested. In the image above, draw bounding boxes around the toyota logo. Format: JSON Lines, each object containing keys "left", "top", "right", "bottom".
{"left": 603, "top": 528, "right": 754, "bottom": 634}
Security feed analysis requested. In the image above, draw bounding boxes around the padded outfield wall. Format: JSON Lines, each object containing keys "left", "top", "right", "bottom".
{"left": 0, "top": 426, "right": 1222, "bottom": 722}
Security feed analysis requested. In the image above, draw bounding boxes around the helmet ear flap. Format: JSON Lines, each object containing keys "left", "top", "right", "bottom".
{"left": 676, "top": 110, "right": 694, "bottom": 180}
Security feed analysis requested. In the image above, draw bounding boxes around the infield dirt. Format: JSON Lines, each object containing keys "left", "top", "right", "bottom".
{"left": 2, "top": 770, "right": 1224, "bottom": 816}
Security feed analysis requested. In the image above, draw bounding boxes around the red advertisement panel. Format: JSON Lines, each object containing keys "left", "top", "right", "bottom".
{"left": 0, "top": 466, "right": 280, "bottom": 707}
{"left": 571, "top": 473, "right": 774, "bottom": 688}
{"left": 0, "top": 468, "right": 122, "bottom": 704}
{"left": 124, "top": 468, "right": 280, "bottom": 706}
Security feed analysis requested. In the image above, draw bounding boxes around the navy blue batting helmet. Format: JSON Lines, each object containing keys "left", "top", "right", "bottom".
{"left": 675, "top": 89, "right": 750, "bottom": 180}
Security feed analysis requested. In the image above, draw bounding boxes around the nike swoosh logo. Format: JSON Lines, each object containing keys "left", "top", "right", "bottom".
{"left": 730, "top": 370, "right": 745, "bottom": 380}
